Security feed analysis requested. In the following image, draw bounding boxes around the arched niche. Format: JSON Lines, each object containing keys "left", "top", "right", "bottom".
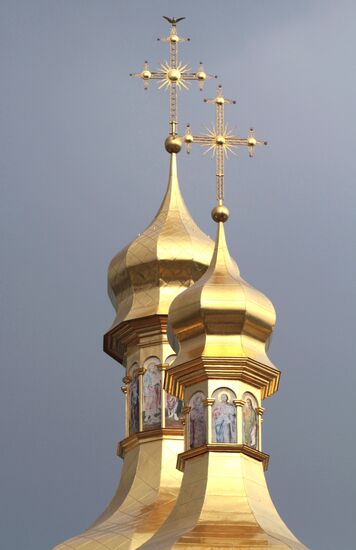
{"left": 211, "top": 387, "right": 237, "bottom": 444}
{"left": 242, "top": 392, "right": 259, "bottom": 449}
{"left": 142, "top": 356, "right": 161, "bottom": 430}
{"left": 188, "top": 391, "right": 206, "bottom": 449}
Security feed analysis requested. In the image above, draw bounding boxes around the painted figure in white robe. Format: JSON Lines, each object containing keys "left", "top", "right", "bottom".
{"left": 143, "top": 362, "right": 161, "bottom": 426}
{"left": 212, "top": 392, "right": 236, "bottom": 443}
{"left": 243, "top": 395, "right": 258, "bottom": 449}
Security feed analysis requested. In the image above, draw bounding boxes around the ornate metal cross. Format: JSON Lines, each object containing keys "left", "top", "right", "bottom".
{"left": 184, "top": 85, "right": 267, "bottom": 202}
{"left": 130, "top": 16, "right": 216, "bottom": 137}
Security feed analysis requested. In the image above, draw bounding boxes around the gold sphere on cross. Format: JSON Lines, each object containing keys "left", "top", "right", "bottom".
{"left": 216, "top": 135, "right": 226, "bottom": 145}
{"left": 167, "top": 68, "right": 181, "bottom": 82}
{"left": 170, "top": 34, "right": 179, "bottom": 43}
{"left": 211, "top": 204, "right": 230, "bottom": 223}
{"left": 165, "top": 135, "right": 182, "bottom": 153}
{"left": 216, "top": 96, "right": 225, "bottom": 105}
{"left": 247, "top": 137, "right": 257, "bottom": 146}
{"left": 185, "top": 133, "right": 194, "bottom": 144}
{"left": 142, "top": 70, "right": 152, "bottom": 80}
{"left": 196, "top": 70, "right": 207, "bottom": 81}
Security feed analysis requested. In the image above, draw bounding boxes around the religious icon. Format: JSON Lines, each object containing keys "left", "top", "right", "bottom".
{"left": 166, "top": 393, "right": 183, "bottom": 427}
{"left": 189, "top": 391, "right": 206, "bottom": 448}
{"left": 211, "top": 388, "right": 236, "bottom": 443}
{"left": 242, "top": 392, "right": 259, "bottom": 449}
{"left": 164, "top": 354, "right": 183, "bottom": 427}
{"left": 129, "top": 367, "right": 139, "bottom": 434}
{"left": 143, "top": 358, "right": 161, "bottom": 429}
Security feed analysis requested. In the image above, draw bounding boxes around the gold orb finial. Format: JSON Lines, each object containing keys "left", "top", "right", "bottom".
{"left": 165, "top": 135, "right": 182, "bottom": 153}
{"left": 167, "top": 68, "right": 181, "bottom": 82}
{"left": 211, "top": 204, "right": 229, "bottom": 223}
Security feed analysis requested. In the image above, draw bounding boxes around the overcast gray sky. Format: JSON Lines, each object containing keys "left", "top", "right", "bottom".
{"left": 1, "top": 1, "right": 356, "bottom": 549}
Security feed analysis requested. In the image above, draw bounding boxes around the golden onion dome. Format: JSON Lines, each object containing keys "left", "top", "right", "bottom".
{"left": 108, "top": 153, "right": 214, "bottom": 328}
{"left": 168, "top": 216, "right": 277, "bottom": 369}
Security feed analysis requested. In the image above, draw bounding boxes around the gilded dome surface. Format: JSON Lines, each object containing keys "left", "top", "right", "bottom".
{"left": 168, "top": 219, "right": 277, "bottom": 368}
{"left": 108, "top": 153, "right": 214, "bottom": 328}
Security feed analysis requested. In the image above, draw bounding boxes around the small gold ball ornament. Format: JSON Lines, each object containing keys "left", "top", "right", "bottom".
{"left": 142, "top": 70, "right": 151, "bottom": 80}
{"left": 167, "top": 68, "right": 181, "bottom": 82}
{"left": 165, "top": 135, "right": 182, "bottom": 154}
{"left": 215, "top": 135, "right": 226, "bottom": 145}
{"left": 196, "top": 70, "right": 207, "bottom": 81}
{"left": 211, "top": 204, "right": 230, "bottom": 223}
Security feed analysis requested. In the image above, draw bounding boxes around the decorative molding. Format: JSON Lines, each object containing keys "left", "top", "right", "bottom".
{"left": 159, "top": 362, "right": 168, "bottom": 371}
{"left": 137, "top": 367, "right": 146, "bottom": 376}
{"left": 123, "top": 375, "right": 132, "bottom": 384}
{"left": 233, "top": 399, "right": 245, "bottom": 407}
{"left": 203, "top": 398, "right": 215, "bottom": 407}
{"left": 121, "top": 385, "right": 128, "bottom": 394}
{"left": 103, "top": 314, "right": 168, "bottom": 364}
{"left": 164, "top": 355, "right": 280, "bottom": 399}
{"left": 117, "top": 427, "right": 184, "bottom": 458}
{"left": 176, "top": 444, "right": 270, "bottom": 472}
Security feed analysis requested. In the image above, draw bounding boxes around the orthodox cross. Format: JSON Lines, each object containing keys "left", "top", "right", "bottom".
{"left": 184, "top": 85, "right": 267, "bottom": 203}
{"left": 130, "top": 16, "right": 216, "bottom": 137}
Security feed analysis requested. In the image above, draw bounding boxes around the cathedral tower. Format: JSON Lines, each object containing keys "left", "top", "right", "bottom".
{"left": 53, "top": 18, "right": 215, "bottom": 550}
{"left": 139, "top": 89, "right": 309, "bottom": 550}
{"left": 53, "top": 16, "right": 309, "bottom": 550}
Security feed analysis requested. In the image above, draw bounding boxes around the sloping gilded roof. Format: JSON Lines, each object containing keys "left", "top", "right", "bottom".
{"left": 108, "top": 153, "right": 214, "bottom": 328}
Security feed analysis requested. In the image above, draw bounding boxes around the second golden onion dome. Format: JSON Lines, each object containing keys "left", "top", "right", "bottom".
{"left": 168, "top": 218, "right": 277, "bottom": 371}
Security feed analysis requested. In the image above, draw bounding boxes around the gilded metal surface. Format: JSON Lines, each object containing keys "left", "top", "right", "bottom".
{"left": 176, "top": 444, "right": 270, "bottom": 472}
{"left": 53, "top": 435, "right": 184, "bottom": 550}
{"left": 164, "top": 356, "right": 280, "bottom": 401}
{"left": 149, "top": 203, "right": 308, "bottom": 548}
{"left": 167, "top": 220, "right": 279, "bottom": 396}
{"left": 107, "top": 153, "right": 214, "bottom": 331}
{"left": 105, "top": 315, "right": 169, "bottom": 364}
{"left": 139, "top": 453, "right": 309, "bottom": 549}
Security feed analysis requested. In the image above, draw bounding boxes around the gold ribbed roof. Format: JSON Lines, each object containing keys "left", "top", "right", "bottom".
{"left": 168, "top": 218, "right": 276, "bottom": 368}
{"left": 108, "top": 153, "right": 214, "bottom": 328}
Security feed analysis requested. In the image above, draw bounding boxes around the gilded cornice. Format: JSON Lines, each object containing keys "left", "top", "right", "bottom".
{"left": 104, "top": 314, "right": 168, "bottom": 363}
{"left": 176, "top": 443, "right": 270, "bottom": 472}
{"left": 164, "top": 355, "right": 280, "bottom": 400}
{"left": 118, "top": 427, "right": 184, "bottom": 458}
